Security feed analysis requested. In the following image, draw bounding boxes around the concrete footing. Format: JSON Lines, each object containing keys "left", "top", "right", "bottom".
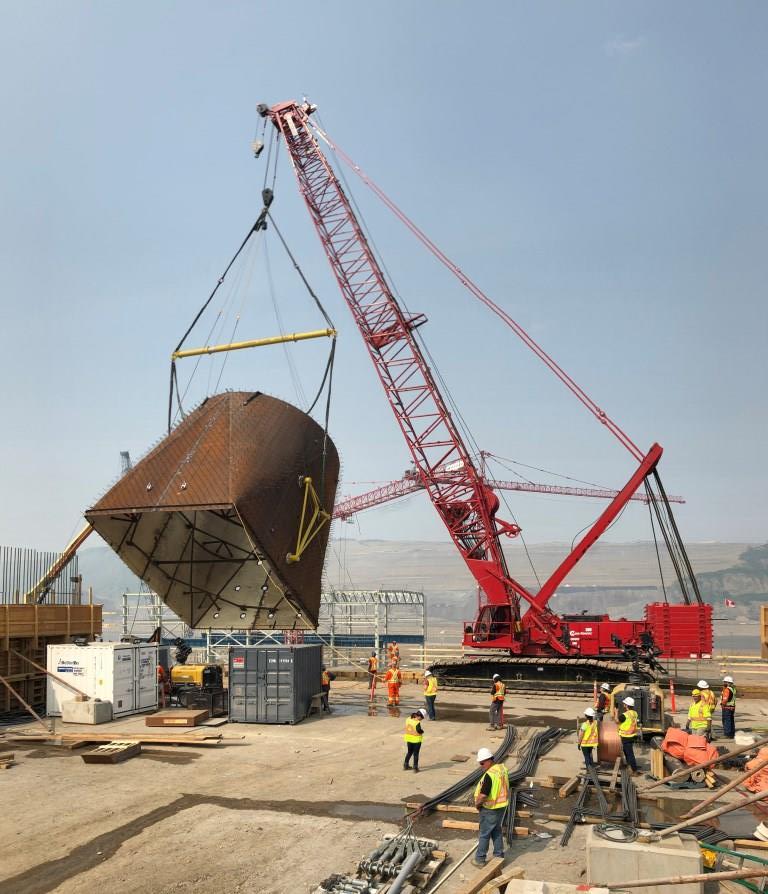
{"left": 61, "top": 699, "right": 113, "bottom": 724}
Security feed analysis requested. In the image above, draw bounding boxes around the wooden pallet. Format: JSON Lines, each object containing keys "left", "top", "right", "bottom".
{"left": 82, "top": 740, "right": 141, "bottom": 764}
{"left": 408, "top": 849, "right": 446, "bottom": 890}
{"left": 146, "top": 709, "right": 209, "bottom": 727}
{"left": 0, "top": 753, "right": 15, "bottom": 770}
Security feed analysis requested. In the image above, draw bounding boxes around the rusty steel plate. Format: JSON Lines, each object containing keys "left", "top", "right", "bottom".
{"left": 86, "top": 391, "right": 338, "bottom": 630}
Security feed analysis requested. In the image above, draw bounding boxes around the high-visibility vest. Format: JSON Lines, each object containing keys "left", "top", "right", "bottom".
{"left": 474, "top": 764, "right": 509, "bottom": 809}
{"left": 368, "top": 657, "right": 378, "bottom": 672}
{"left": 404, "top": 717, "right": 423, "bottom": 743}
{"left": 492, "top": 681, "right": 506, "bottom": 702}
{"left": 424, "top": 676, "right": 438, "bottom": 696}
{"left": 618, "top": 709, "right": 638, "bottom": 738}
{"left": 721, "top": 685, "right": 736, "bottom": 708}
{"left": 386, "top": 668, "right": 402, "bottom": 684}
{"left": 701, "top": 689, "right": 716, "bottom": 710}
{"left": 321, "top": 670, "right": 330, "bottom": 686}
{"left": 688, "top": 701, "right": 712, "bottom": 730}
{"left": 580, "top": 720, "right": 599, "bottom": 748}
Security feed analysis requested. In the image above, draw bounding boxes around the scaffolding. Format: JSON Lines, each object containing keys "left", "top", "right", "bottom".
{"left": 120, "top": 590, "right": 190, "bottom": 641}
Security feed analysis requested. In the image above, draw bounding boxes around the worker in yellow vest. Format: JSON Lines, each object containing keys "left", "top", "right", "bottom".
{"left": 488, "top": 673, "right": 506, "bottom": 730}
{"left": 721, "top": 675, "right": 737, "bottom": 740}
{"left": 424, "top": 670, "right": 438, "bottom": 720}
{"left": 472, "top": 747, "right": 509, "bottom": 867}
{"left": 367, "top": 652, "right": 378, "bottom": 700}
{"left": 698, "top": 680, "right": 716, "bottom": 712}
{"left": 578, "top": 707, "right": 600, "bottom": 768}
{"left": 686, "top": 688, "right": 712, "bottom": 740}
{"left": 403, "top": 708, "right": 427, "bottom": 772}
{"left": 384, "top": 662, "right": 403, "bottom": 706}
{"left": 617, "top": 696, "right": 640, "bottom": 773}
{"left": 320, "top": 665, "right": 335, "bottom": 713}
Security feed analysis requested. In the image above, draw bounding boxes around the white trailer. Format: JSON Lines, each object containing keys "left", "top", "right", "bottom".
{"left": 46, "top": 642, "right": 158, "bottom": 718}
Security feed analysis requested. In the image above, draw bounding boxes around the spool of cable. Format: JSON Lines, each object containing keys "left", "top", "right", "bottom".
{"left": 597, "top": 718, "right": 622, "bottom": 763}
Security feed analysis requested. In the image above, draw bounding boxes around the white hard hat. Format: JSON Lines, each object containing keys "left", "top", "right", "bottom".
{"left": 424, "top": 670, "right": 432, "bottom": 677}
{"left": 697, "top": 680, "right": 709, "bottom": 689}
{"left": 600, "top": 683, "right": 611, "bottom": 691}
{"left": 476, "top": 747, "right": 494, "bottom": 762}
{"left": 584, "top": 708, "right": 596, "bottom": 717}
{"left": 418, "top": 709, "right": 427, "bottom": 718}
{"left": 493, "top": 673, "right": 501, "bottom": 680}
{"left": 623, "top": 697, "right": 635, "bottom": 707}
{"left": 723, "top": 675, "right": 734, "bottom": 683}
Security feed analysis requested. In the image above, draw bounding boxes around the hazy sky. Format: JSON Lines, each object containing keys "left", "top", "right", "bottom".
{"left": 1, "top": 2, "right": 766, "bottom": 555}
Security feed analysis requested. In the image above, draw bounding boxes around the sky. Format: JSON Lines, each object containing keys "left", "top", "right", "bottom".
{"left": 0, "top": 2, "right": 766, "bottom": 555}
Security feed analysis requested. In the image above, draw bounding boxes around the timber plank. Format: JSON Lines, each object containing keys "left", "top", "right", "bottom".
{"left": 146, "top": 709, "right": 209, "bottom": 727}
{"left": 452, "top": 857, "right": 504, "bottom": 894}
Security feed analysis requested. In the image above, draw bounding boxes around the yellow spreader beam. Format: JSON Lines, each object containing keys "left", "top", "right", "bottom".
{"left": 172, "top": 328, "right": 336, "bottom": 361}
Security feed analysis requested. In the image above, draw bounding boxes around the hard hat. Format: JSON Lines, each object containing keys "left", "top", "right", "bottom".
{"left": 424, "top": 670, "right": 432, "bottom": 676}
{"left": 418, "top": 709, "right": 427, "bottom": 718}
{"left": 723, "top": 675, "right": 734, "bottom": 683}
{"left": 698, "top": 680, "right": 709, "bottom": 689}
{"left": 623, "top": 697, "right": 635, "bottom": 706}
{"left": 584, "top": 708, "right": 596, "bottom": 717}
{"left": 476, "top": 747, "right": 494, "bottom": 762}
{"left": 692, "top": 688, "right": 701, "bottom": 696}
{"left": 493, "top": 673, "right": 501, "bottom": 680}
{"left": 371, "top": 651, "right": 376, "bottom": 656}
{"left": 600, "top": 683, "right": 611, "bottom": 692}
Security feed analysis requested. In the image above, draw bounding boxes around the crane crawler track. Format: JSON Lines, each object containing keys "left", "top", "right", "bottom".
{"left": 429, "top": 655, "right": 658, "bottom": 693}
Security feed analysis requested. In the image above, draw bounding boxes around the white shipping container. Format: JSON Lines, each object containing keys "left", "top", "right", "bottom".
{"left": 46, "top": 642, "right": 158, "bottom": 718}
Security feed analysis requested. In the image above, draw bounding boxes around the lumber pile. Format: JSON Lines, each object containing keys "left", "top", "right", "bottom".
{"left": 0, "top": 752, "right": 15, "bottom": 770}
{"left": 8, "top": 731, "right": 237, "bottom": 747}
{"left": 82, "top": 741, "right": 141, "bottom": 764}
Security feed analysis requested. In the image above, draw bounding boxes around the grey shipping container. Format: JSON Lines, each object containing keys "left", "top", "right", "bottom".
{"left": 228, "top": 644, "right": 322, "bottom": 724}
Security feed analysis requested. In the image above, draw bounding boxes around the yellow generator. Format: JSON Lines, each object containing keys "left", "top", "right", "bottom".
{"left": 170, "top": 664, "right": 223, "bottom": 690}
{"left": 609, "top": 682, "right": 670, "bottom": 738}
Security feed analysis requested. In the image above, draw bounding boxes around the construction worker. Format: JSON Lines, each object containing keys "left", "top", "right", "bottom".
{"left": 578, "top": 708, "right": 600, "bottom": 768}
{"left": 698, "top": 679, "right": 716, "bottom": 712}
{"left": 403, "top": 708, "right": 427, "bottom": 772}
{"left": 472, "top": 747, "right": 509, "bottom": 867}
{"left": 384, "top": 661, "right": 403, "bottom": 706}
{"left": 686, "top": 688, "right": 712, "bottom": 740}
{"left": 488, "top": 673, "right": 505, "bottom": 730}
{"left": 721, "top": 675, "right": 737, "bottom": 739}
{"left": 157, "top": 664, "right": 169, "bottom": 708}
{"left": 321, "top": 665, "right": 336, "bottom": 712}
{"left": 594, "top": 682, "right": 611, "bottom": 721}
{"left": 367, "top": 651, "right": 378, "bottom": 700}
{"left": 424, "top": 670, "right": 438, "bottom": 720}
{"left": 617, "top": 696, "right": 640, "bottom": 773}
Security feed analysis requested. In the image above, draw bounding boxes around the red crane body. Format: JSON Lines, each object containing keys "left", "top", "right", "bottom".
{"left": 262, "top": 100, "right": 711, "bottom": 661}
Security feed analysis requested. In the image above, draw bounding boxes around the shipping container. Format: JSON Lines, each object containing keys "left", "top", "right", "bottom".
{"left": 228, "top": 644, "right": 322, "bottom": 724}
{"left": 46, "top": 642, "right": 158, "bottom": 717}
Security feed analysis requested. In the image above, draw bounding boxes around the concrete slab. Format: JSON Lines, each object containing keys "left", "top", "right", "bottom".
{"left": 586, "top": 826, "right": 702, "bottom": 894}
{"left": 504, "top": 882, "right": 609, "bottom": 894}
{"left": 61, "top": 699, "right": 113, "bottom": 724}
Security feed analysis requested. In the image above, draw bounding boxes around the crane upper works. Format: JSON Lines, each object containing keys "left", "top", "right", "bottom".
{"left": 257, "top": 98, "right": 711, "bottom": 681}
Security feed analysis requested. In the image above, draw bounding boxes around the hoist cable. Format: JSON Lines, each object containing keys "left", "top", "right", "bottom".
{"left": 167, "top": 218, "right": 264, "bottom": 431}
{"left": 264, "top": 237, "right": 307, "bottom": 407}
{"left": 652, "top": 470, "right": 703, "bottom": 605}
{"left": 645, "top": 477, "right": 691, "bottom": 604}
{"left": 646, "top": 480, "right": 669, "bottom": 604}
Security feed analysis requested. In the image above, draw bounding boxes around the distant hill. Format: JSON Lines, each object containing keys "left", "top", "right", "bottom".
{"left": 78, "top": 539, "right": 759, "bottom": 627}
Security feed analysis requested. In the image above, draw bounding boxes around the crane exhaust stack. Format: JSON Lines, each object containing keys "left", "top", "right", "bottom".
{"left": 86, "top": 391, "right": 338, "bottom": 630}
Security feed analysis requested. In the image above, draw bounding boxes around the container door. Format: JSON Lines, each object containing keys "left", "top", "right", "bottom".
{"left": 112, "top": 648, "right": 136, "bottom": 716}
{"left": 246, "top": 648, "right": 265, "bottom": 722}
{"left": 137, "top": 646, "right": 158, "bottom": 711}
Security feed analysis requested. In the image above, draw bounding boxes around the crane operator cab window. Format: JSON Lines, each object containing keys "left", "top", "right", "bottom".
{"left": 468, "top": 604, "right": 513, "bottom": 642}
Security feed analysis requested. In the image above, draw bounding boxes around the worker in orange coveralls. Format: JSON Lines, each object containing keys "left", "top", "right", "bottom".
{"left": 384, "top": 661, "right": 403, "bottom": 706}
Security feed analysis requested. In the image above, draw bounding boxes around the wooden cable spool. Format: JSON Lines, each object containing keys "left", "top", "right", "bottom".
{"left": 598, "top": 718, "right": 622, "bottom": 763}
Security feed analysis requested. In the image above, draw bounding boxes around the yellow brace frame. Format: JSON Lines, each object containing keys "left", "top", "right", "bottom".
{"left": 286, "top": 477, "right": 331, "bottom": 564}
{"left": 172, "top": 328, "right": 336, "bottom": 361}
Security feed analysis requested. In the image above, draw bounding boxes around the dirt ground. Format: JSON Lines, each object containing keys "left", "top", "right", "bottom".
{"left": 1, "top": 682, "right": 767, "bottom": 894}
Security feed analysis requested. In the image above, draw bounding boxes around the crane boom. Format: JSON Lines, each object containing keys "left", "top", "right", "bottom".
{"left": 262, "top": 99, "right": 708, "bottom": 659}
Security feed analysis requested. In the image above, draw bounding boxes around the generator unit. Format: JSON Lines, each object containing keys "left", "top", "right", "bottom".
{"left": 610, "top": 681, "right": 670, "bottom": 738}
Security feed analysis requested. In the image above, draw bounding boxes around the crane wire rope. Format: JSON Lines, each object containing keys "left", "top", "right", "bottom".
{"left": 486, "top": 452, "right": 614, "bottom": 492}
{"left": 307, "top": 116, "right": 644, "bottom": 462}
{"left": 645, "top": 484, "right": 670, "bottom": 604}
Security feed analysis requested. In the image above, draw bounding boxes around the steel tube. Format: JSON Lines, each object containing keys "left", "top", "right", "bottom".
{"left": 388, "top": 849, "right": 425, "bottom": 894}
{"left": 606, "top": 866, "right": 768, "bottom": 888}
{"left": 171, "top": 328, "right": 336, "bottom": 360}
{"left": 682, "top": 754, "right": 768, "bottom": 819}
{"left": 656, "top": 786, "right": 768, "bottom": 839}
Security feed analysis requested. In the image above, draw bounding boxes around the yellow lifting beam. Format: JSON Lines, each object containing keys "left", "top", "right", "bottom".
{"left": 171, "top": 328, "right": 336, "bottom": 361}
{"left": 286, "top": 477, "right": 331, "bottom": 564}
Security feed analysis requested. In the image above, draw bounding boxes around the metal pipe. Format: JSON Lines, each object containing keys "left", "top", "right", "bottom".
{"left": 656, "top": 787, "right": 768, "bottom": 839}
{"left": 0, "top": 672, "right": 50, "bottom": 731}
{"left": 681, "top": 754, "right": 768, "bottom": 819}
{"left": 644, "top": 735, "right": 768, "bottom": 790}
{"left": 606, "top": 866, "right": 768, "bottom": 888}
{"left": 171, "top": 328, "right": 336, "bottom": 360}
{"left": 387, "top": 849, "right": 424, "bottom": 894}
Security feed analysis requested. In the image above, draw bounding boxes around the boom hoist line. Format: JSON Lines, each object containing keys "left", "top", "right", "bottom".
{"left": 258, "top": 99, "right": 706, "bottom": 659}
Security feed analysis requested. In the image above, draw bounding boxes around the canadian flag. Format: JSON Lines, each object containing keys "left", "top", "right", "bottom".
{"left": 724, "top": 598, "right": 736, "bottom": 608}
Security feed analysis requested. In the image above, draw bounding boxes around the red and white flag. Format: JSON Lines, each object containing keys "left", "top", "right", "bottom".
{"left": 724, "top": 598, "right": 736, "bottom": 607}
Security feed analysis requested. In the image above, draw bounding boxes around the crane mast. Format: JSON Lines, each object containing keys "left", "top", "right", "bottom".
{"left": 261, "top": 99, "right": 707, "bottom": 660}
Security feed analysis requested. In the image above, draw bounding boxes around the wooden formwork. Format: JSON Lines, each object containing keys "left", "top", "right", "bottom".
{"left": 0, "top": 604, "right": 102, "bottom": 717}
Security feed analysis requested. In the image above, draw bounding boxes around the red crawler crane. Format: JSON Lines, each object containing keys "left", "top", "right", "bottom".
{"left": 259, "top": 100, "right": 711, "bottom": 674}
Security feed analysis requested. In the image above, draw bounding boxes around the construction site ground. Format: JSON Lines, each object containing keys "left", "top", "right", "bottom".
{"left": 2, "top": 680, "right": 768, "bottom": 894}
